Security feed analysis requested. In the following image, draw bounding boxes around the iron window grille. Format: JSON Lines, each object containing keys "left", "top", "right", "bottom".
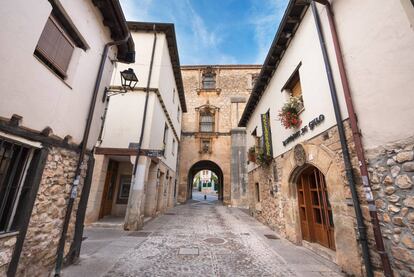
{"left": 199, "top": 110, "right": 215, "bottom": 133}
{"left": 0, "top": 137, "right": 34, "bottom": 233}
{"left": 202, "top": 68, "right": 216, "bottom": 90}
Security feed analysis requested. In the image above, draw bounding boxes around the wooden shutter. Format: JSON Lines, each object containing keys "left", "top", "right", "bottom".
{"left": 291, "top": 80, "right": 302, "bottom": 98}
{"left": 36, "top": 17, "right": 74, "bottom": 76}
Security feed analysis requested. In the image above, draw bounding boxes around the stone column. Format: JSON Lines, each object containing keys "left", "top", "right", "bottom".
{"left": 124, "top": 156, "right": 150, "bottom": 230}
{"left": 144, "top": 161, "right": 158, "bottom": 217}
{"left": 231, "top": 127, "right": 248, "bottom": 208}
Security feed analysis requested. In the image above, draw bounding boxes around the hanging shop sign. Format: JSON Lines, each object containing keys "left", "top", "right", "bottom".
{"left": 261, "top": 112, "right": 273, "bottom": 157}
{"left": 282, "top": 114, "right": 325, "bottom": 146}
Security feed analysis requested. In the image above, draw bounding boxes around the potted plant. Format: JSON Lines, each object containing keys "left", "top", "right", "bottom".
{"left": 278, "top": 96, "right": 303, "bottom": 129}
{"left": 248, "top": 146, "right": 256, "bottom": 162}
{"left": 256, "top": 148, "right": 272, "bottom": 166}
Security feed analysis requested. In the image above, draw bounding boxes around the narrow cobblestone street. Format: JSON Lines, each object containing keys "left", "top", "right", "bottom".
{"left": 64, "top": 191, "right": 343, "bottom": 277}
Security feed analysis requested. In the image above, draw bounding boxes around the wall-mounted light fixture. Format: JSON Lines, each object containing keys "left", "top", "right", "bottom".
{"left": 120, "top": 68, "right": 138, "bottom": 90}
{"left": 102, "top": 68, "right": 138, "bottom": 102}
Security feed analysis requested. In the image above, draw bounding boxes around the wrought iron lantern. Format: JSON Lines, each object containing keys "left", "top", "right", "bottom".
{"left": 120, "top": 68, "right": 138, "bottom": 90}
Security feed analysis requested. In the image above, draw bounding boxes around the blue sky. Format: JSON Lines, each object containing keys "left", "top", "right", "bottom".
{"left": 120, "top": 0, "right": 289, "bottom": 65}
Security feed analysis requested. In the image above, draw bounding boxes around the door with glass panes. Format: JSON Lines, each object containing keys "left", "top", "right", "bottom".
{"left": 297, "top": 166, "right": 335, "bottom": 250}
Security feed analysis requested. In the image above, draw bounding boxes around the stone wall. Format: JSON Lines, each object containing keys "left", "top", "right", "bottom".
{"left": 178, "top": 66, "right": 261, "bottom": 204}
{"left": 15, "top": 147, "right": 88, "bottom": 276}
{"left": 367, "top": 137, "right": 414, "bottom": 276}
{"left": 0, "top": 234, "right": 17, "bottom": 275}
{"left": 247, "top": 121, "right": 389, "bottom": 276}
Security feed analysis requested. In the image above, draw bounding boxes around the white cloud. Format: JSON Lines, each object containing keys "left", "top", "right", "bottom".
{"left": 119, "top": 0, "right": 238, "bottom": 65}
{"left": 120, "top": 0, "right": 154, "bottom": 21}
{"left": 249, "top": 0, "right": 287, "bottom": 64}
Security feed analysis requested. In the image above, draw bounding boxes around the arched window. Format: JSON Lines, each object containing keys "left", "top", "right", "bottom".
{"left": 199, "top": 108, "right": 215, "bottom": 132}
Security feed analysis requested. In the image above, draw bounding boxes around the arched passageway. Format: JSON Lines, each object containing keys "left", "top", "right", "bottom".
{"left": 187, "top": 160, "right": 224, "bottom": 201}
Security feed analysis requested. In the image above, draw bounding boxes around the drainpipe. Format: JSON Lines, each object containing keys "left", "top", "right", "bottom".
{"left": 130, "top": 25, "right": 157, "bottom": 214}
{"left": 97, "top": 94, "right": 110, "bottom": 143}
{"left": 311, "top": 1, "right": 393, "bottom": 276}
{"left": 54, "top": 32, "right": 131, "bottom": 277}
{"left": 310, "top": 2, "right": 374, "bottom": 276}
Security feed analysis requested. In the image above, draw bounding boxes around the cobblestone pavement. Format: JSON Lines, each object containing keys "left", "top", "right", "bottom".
{"left": 64, "top": 192, "right": 344, "bottom": 277}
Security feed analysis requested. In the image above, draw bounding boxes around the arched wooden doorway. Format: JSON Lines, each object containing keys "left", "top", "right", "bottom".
{"left": 297, "top": 165, "right": 335, "bottom": 250}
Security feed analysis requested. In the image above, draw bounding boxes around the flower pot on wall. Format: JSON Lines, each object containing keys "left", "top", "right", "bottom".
{"left": 278, "top": 96, "right": 303, "bottom": 129}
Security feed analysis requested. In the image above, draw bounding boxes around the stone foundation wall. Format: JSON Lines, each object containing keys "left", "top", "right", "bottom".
{"left": 15, "top": 147, "right": 88, "bottom": 276}
{"left": 367, "top": 137, "right": 414, "bottom": 276}
{"left": 247, "top": 121, "right": 390, "bottom": 276}
{"left": 0, "top": 234, "right": 17, "bottom": 275}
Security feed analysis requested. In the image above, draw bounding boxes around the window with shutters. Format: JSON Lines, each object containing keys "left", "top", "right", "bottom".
{"left": 282, "top": 63, "right": 304, "bottom": 112}
{"left": 34, "top": 16, "right": 76, "bottom": 79}
{"left": 0, "top": 137, "right": 34, "bottom": 233}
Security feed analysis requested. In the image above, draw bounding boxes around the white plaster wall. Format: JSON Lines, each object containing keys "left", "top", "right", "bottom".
{"left": 328, "top": 0, "right": 414, "bottom": 149}
{"left": 0, "top": 0, "right": 117, "bottom": 148}
{"left": 99, "top": 92, "right": 156, "bottom": 149}
{"left": 112, "top": 32, "right": 162, "bottom": 89}
{"left": 157, "top": 34, "right": 182, "bottom": 136}
{"left": 105, "top": 31, "right": 183, "bottom": 171}
{"left": 246, "top": 7, "right": 347, "bottom": 172}
{"left": 246, "top": 1, "right": 414, "bottom": 172}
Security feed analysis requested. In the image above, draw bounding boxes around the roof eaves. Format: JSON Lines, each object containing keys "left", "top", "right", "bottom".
{"left": 92, "top": 0, "right": 135, "bottom": 63}
{"left": 238, "top": 0, "right": 309, "bottom": 127}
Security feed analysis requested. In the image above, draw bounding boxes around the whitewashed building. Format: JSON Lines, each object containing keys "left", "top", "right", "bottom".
{"left": 0, "top": 0, "right": 134, "bottom": 276}
{"left": 85, "top": 22, "right": 186, "bottom": 231}
{"left": 239, "top": 0, "right": 414, "bottom": 276}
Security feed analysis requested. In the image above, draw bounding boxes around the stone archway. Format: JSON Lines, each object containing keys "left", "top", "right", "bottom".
{"left": 280, "top": 143, "right": 362, "bottom": 276}
{"left": 187, "top": 160, "right": 224, "bottom": 201}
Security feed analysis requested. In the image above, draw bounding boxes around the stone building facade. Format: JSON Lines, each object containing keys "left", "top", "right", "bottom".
{"left": 247, "top": 122, "right": 364, "bottom": 276}
{"left": 85, "top": 22, "right": 185, "bottom": 231}
{"left": 178, "top": 65, "right": 261, "bottom": 206}
{"left": 0, "top": 0, "right": 134, "bottom": 275}
{"left": 239, "top": 0, "right": 414, "bottom": 276}
{"left": 367, "top": 139, "right": 414, "bottom": 275}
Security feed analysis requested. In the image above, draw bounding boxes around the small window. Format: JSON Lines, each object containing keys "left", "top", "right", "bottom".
{"left": 255, "top": 183, "right": 260, "bottom": 202}
{"left": 177, "top": 106, "right": 181, "bottom": 122}
{"left": 35, "top": 16, "right": 75, "bottom": 78}
{"left": 116, "top": 175, "right": 131, "bottom": 204}
{"left": 173, "top": 89, "right": 176, "bottom": 103}
{"left": 0, "top": 138, "right": 34, "bottom": 233}
{"left": 251, "top": 73, "right": 259, "bottom": 89}
{"left": 172, "top": 139, "right": 176, "bottom": 155}
{"left": 163, "top": 123, "right": 169, "bottom": 155}
{"left": 202, "top": 67, "right": 216, "bottom": 89}
{"left": 282, "top": 64, "right": 304, "bottom": 111}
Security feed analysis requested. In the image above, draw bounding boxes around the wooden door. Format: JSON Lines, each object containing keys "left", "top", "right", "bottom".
{"left": 99, "top": 161, "right": 118, "bottom": 219}
{"left": 297, "top": 167, "right": 335, "bottom": 250}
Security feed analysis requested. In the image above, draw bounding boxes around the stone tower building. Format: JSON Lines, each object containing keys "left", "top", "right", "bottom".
{"left": 177, "top": 65, "right": 261, "bottom": 206}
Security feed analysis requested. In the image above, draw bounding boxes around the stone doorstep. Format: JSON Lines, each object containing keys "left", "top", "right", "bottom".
{"left": 302, "top": 240, "right": 337, "bottom": 264}
{"left": 90, "top": 222, "right": 124, "bottom": 229}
